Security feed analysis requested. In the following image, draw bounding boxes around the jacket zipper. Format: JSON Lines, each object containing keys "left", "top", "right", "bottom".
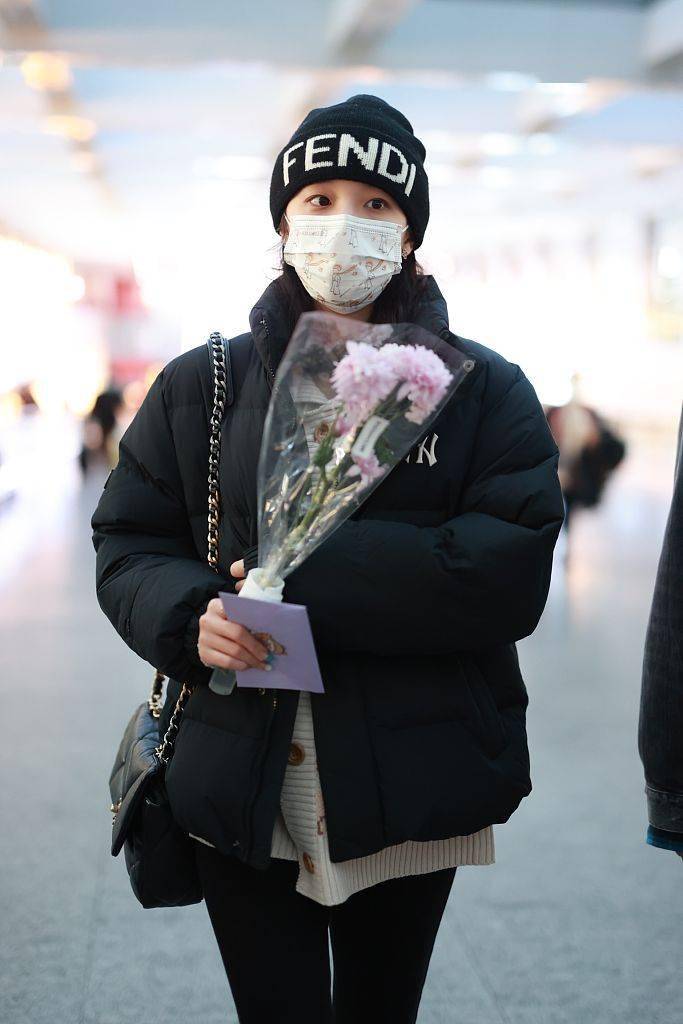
{"left": 244, "top": 685, "right": 279, "bottom": 862}
{"left": 259, "top": 315, "right": 276, "bottom": 391}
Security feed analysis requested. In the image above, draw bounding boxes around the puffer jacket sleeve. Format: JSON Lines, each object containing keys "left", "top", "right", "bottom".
{"left": 91, "top": 366, "right": 226, "bottom": 686}
{"left": 638, "top": 403, "right": 683, "bottom": 833}
{"left": 284, "top": 360, "right": 565, "bottom": 655}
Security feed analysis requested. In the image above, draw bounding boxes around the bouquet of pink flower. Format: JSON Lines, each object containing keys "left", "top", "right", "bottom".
{"left": 209, "top": 310, "right": 474, "bottom": 694}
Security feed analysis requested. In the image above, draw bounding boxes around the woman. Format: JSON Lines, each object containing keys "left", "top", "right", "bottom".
{"left": 92, "top": 94, "right": 565, "bottom": 1023}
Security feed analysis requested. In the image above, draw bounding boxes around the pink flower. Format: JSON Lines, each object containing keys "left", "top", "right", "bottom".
{"left": 331, "top": 341, "right": 399, "bottom": 425}
{"left": 331, "top": 338, "right": 453, "bottom": 429}
{"left": 348, "top": 451, "right": 383, "bottom": 488}
{"left": 383, "top": 343, "right": 453, "bottom": 424}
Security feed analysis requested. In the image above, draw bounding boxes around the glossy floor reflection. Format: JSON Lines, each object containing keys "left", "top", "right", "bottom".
{"left": 0, "top": 421, "right": 681, "bottom": 1024}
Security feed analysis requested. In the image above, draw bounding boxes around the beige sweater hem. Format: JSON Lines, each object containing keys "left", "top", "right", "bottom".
{"left": 269, "top": 690, "right": 495, "bottom": 906}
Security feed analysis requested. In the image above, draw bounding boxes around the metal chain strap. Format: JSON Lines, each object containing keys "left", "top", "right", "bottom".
{"left": 152, "top": 332, "right": 228, "bottom": 766}
{"left": 207, "top": 332, "right": 227, "bottom": 571}
{"left": 147, "top": 668, "right": 165, "bottom": 718}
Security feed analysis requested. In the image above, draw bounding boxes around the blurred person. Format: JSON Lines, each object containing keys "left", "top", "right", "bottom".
{"left": 78, "top": 387, "right": 123, "bottom": 475}
{"left": 545, "top": 373, "right": 626, "bottom": 563}
{"left": 91, "top": 94, "right": 565, "bottom": 1023}
{"left": 16, "top": 383, "right": 39, "bottom": 409}
{"left": 638, "top": 403, "right": 683, "bottom": 863}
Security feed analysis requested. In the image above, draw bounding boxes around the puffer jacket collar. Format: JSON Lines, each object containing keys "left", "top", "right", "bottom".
{"left": 248, "top": 272, "right": 453, "bottom": 383}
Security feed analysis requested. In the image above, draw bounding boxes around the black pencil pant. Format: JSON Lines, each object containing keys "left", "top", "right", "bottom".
{"left": 194, "top": 842, "right": 457, "bottom": 1024}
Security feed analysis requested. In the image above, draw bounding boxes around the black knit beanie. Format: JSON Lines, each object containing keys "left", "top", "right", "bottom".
{"left": 270, "top": 93, "right": 429, "bottom": 249}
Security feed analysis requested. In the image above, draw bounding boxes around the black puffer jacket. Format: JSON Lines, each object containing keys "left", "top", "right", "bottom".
{"left": 91, "top": 273, "right": 565, "bottom": 869}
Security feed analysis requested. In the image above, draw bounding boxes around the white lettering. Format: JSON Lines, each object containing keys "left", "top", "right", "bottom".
{"left": 377, "top": 142, "right": 408, "bottom": 185}
{"left": 282, "top": 141, "right": 304, "bottom": 186}
{"left": 305, "top": 134, "right": 336, "bottom": 171}
{"left": 406, "top": 433, "right": 438, "bottom": 466}
{"left": 283, "top": 133, "right": 417, "bottom": 198}
{"left": 337, "top": 133, "right": 379, "bottom": 172}
{"left": 405, "top": 162, "right": 416, "bottom": 197}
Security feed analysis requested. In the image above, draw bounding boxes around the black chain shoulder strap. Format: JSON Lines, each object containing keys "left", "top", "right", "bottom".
{"left": 149, "top": 331, "right": 230, "bottom": 765}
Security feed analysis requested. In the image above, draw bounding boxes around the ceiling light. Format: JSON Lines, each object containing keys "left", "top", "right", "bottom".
{"left": 479, "top": 133, "right": 522, "bottom": 157}
{"left": 21, "top": 52, "right": 72, "bottom": 92}
{"left": 43, "top": 115, "right": 97, "bottom": 142}
{"left": 534, "top": 82, "right": 589, "bottom": 117}
{"left": 485, "top": 72, "right": 538, "bottom": 92}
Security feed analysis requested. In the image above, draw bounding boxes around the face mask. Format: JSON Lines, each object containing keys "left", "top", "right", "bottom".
{"left": 283, "top": 212, "right": 409, "bottom": 315}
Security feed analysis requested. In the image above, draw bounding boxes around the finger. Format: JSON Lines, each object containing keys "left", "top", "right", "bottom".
{"left": 235, "top": 579, "right": 245, "bottom": 592}
{"left": 200, "top": 635, "right": 264, "bottom": 671}
{"left": 208, "top": 617, "right": 269, "bottom": 663}
{"left": 206, "top": 596, "right": 227, "bottom": 619}
{"left": 229, "top": 558, "right": 245, "bottom": 578}
{"left": 200, "top": 645, "right": 249, "bottom": 672}
{"left": 202, "top": 630, "right": 267, "bottom": 670}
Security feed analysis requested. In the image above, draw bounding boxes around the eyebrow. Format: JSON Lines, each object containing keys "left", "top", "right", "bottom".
{"left": 301, "top": 186, "right": 394, "bottom": 202}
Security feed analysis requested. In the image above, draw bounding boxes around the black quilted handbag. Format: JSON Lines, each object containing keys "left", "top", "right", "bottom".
{"left": 108, "top": 331, "right": 231, "bottom": 908}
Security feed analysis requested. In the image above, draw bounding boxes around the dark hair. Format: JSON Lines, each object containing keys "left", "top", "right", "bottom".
{"left": 268, "top": 233, "right": 430, "bottom": 338}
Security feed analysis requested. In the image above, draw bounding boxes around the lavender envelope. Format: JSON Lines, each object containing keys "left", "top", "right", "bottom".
{"left": 218, "top": 590, "right": 325, "bottom": 693}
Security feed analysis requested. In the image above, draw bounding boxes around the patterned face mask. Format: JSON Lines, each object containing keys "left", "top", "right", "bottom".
{"left": 283, "top": 212, "right": 409, "bottom": 315}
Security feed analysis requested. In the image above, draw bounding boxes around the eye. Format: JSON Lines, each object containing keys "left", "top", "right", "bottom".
{"left": 366, "top": 198, "right": 388, "bottom": 211}
{"left": 307, "top": 195, "right": 331, "bottom": 207}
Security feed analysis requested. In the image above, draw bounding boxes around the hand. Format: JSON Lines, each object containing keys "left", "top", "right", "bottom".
{"left": 198, "top": 595, "right": 269, "bottom": 671}
{"left": 231, "top": 557, "right": 247, "bottom": 593}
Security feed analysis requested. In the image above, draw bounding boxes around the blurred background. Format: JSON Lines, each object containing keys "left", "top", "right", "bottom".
{"left": 0, "top": 2, "right": 681, "bottom": 1023}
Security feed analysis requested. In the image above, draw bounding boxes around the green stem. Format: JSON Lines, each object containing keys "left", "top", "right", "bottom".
{"left": 269, "top": 387, "right": 410, "bottom": 577}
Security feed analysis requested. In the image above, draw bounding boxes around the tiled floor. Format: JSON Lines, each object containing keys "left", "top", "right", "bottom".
{"left": 1, "top": 421, "right": 681, "bottom": 1023}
